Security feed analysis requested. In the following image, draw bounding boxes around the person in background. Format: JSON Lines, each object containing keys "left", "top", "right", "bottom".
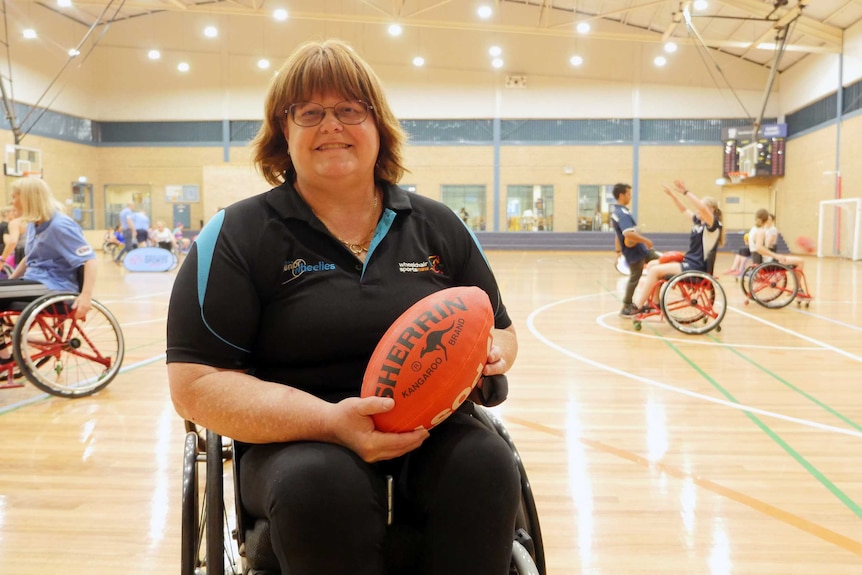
{"left": 115, "top": 202, "right": 136, "bottom": 262}
{"left": 0, "top": 178, "right": 97, "bottom": 362}
{"left": 166, "top": 39, "right": 519, "bottom": 575}
{"left": 133, "top": 209, "right": 150, "bottom": 247}
{"left": 610, "top": 182, "right": 660, "bottom": 317}
{"left": 633, "top": 180, "right": 724, "bottom": 313}
{"left": 151, "top": 220, "right": 176, "bottom": 251}
{"left": 172, "top": 222, "right": 192, "bottom": 251}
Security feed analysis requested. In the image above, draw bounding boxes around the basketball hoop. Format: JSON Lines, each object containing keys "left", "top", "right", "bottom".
{"left": 728, "top": 172, "right": 746, "bottom": 184}
{"left": 21, "top": 171, "right": 42, "bottom": 179}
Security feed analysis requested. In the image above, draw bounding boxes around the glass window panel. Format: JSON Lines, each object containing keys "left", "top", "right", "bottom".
{"left": 506, "top": 185, "right": 553, "bottom": 232}
{"left": 441, "top": 185, "right": 486, "bottom": 230}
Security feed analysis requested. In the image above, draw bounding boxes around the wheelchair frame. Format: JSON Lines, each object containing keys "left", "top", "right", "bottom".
{"left": 741, "top": 261, "right": 813, "bottom": 309}
{"left": 632, "top": 270, "right": 727, "bottom": 335}
{"left": 181, "top": 405, "right": 546, "bottom": 575}
{"left": 0, "top": 289, "right": 125, "bottom": 397}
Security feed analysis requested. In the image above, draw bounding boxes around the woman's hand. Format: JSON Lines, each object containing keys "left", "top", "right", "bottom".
{"left": 328, "top": 396, "right": 429, "bottom": 463}
{"left": 673, "top": 179, "right": 688, "bottom": 194}
{"left": 71, "top": 294, "right": 92, "bottom": 319}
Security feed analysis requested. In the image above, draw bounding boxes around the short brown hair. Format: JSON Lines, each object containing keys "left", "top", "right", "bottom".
{"left": 250, "top": 39, "right": 408, "bottom": 187}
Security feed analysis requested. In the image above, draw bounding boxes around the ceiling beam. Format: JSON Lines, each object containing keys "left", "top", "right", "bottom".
{"left": 718, "top": 0, "right": 842, "bottom": 46}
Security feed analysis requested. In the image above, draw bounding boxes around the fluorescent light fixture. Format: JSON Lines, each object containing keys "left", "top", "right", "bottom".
{"left": 148, "top": 49, "right": 161, "bottom": 60}
{"left": 664, "top": 41, "right": 678, "bottom": 53}
{"left": 488, "top": 45, "right": 502, "bottom": 57}
{"left": 23, "top": 28, "right": 37, "bottom": 39}
{"left": 178, "top": 62, "right": 190, "bottom": 72}
{"left": 576, "top": 22, "right": 590, "bottom": 34}
{"left": 257, "top": 59, "right": 270, "bottom": 70}
{"left": 491, "top": 58, "right": 504, "bottom": 69}
{"left": 204, "top": 26, "right": 218, "bottom": 38}
{"left": 57, "top": 0, "right": 72, "bottom": 7}
{"left": 693, "top": 0, "right": 708, "bottom": 10}
{"left": 68, "top": 48, "right": 80, "bottom": 56}
{"left": 412, "top": 56, "right": 425, "bottom": 67}
{"left": 654, "top": 56, "right": 667, "bottom": 67}
{"left": 273, "top": 8, "right": 288, "bottom": 21}
{"left": 388, "top": 24, "right": 403, "bottom": 36}
{"left": 570, "top": 55, "right": 583, "bottom": 66}
{"left": 477, "top": 6, "right": 492, "bottom": 19}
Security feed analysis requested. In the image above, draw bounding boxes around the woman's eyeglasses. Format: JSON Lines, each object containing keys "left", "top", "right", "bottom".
{"left": 285, "top": 100, "right": 373, "bottom": 127}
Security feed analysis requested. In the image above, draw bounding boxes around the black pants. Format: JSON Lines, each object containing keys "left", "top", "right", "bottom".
{"left": 239, "top": 407, "right": 521, "bottom": 575}
{"left": 623, "top": 249, "right": 661, "bottom": 305}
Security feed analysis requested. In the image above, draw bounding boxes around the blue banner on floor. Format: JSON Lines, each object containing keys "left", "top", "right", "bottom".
{"left": 123, "top": 247, "right": 177, "bottom": 272}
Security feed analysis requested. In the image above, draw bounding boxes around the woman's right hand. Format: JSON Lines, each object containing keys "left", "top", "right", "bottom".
{"left": 328, "top": 396, "right": 429, "bottom": 463}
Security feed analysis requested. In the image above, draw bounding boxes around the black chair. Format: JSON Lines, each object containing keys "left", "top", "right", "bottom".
{"left": 181, "top": 376, "right": 545, "bottom": 575}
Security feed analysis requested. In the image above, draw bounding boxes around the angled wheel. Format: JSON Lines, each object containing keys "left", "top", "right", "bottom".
{"left": 661, "top": 271, "right": 726, "bottom": 335}
{"left": 11, "top": 293, "right": 124, "bottom": 397}
{"left": 181, "top": 431, "right": 201, "bottom": 575}
{"left": 749, "top": 263, "right": 797, "bottom": 309}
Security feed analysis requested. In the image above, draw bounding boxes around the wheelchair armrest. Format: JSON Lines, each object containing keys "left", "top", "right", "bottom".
{"left": 469, "top": 374, "right": 509, "bottom": 407}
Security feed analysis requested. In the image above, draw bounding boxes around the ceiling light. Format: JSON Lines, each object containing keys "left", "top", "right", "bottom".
{"left": 57, "top": 0, "right": 72, "bottom": 6}
{"left": 22, "top": 28, "right": 37, "bottom": 39}
{"left": 257, "top": 59, "right": 270, "bottom": 70}
{"left": 178, "top": 62, "right": 190, "bottom": 72}
{"left": 693, "top": 0, "right": 708, "bottom": 10}
{"left": 477, "top": 6, "right": 492, "bottom": 19}
{"left": 68, "top": 48, "right": 80, "bottom": 57}
{"left": 491, "top": 58, "right": 504, "bottom": 69}
{"left": 204, "top": 26, "right": 218, "bottom": 38}
{"left": 273, "top": 8, "right": 288, "bottom": 21}
{"left": 664, "top": 41, "right": 678, "bottom": 53}
{"left": 412, "top": 56, "right": 425, "bottom": 67}
{"left": 570, "top": 55, "right": 583, "bottom": 67}
{"left": 654, "top": 56, "right": 667, "bottom": 67}
{"left": 576, "top": 22, "right": 590, "bottom": 34}
{"left": 388, "top": 24, "right": 403, "bottom": 36}
{"left": 148, "top": 49, "right": 161, "bottom": 60}
{"left": 488, "top": 46, "right": 502, "bottom": 57}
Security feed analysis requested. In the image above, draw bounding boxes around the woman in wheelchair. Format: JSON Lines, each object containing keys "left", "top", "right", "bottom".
{"left": 167, "top": 40, "right": 522, "bottom": 575}
{"left": 0, "top": 178, "right": 97, "bottom": 361}
{"left": 632, "top": 179, "right": 724, "bottom": 313}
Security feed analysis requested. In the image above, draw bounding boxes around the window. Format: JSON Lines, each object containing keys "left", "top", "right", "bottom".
{"left": 507, "top": 185, "right": 553, "bottom": 231}
{"left": 71, "top": 183, "right": 94, "bottom": 230}
{"left": 441, "top": 185, "right": 486, "bottom": 231}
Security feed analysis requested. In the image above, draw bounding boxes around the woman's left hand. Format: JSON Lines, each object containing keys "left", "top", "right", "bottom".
{"left": 71, "top": 295, "right": 92, "bottom": 319}
{"left": 482, "top": 344, "right": 509, "bottom": 377}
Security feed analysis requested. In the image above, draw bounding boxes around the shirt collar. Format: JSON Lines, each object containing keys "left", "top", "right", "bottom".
{"left": 265, "top": 181, "right": 414, "bottom": 221}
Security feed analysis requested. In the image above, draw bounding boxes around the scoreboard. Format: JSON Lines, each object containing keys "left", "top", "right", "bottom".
{"left": 722, "top": 124, "right": 786, "bottom": 178}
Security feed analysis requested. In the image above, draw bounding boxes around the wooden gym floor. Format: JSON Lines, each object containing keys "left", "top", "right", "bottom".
{"left": 1, "top": 250, "right": 860, "bottom": 574}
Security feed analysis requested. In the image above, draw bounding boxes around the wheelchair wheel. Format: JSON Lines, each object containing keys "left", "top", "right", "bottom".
{"left": 660, "top": 271, "right": 726, "bottom": 335}
{"left": 181, "top": 431, "right": 201, "bottom": 575}
{"left": 11, "top": 293, "right": 125, "bottom": 397}
{"left": 749, "top": 262, "right": 798, "bottom": 309}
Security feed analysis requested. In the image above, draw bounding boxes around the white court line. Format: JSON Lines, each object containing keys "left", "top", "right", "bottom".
{"left": 727, "top": 306, "right": 862, "bottom": 363}
{"left": 792, "top": 307, "right": 862, "bottom": 332}
{"left": 527, "top": 294, "right": 862, "bottom": 439}
{"left": 596, "top": 309, "right": 826, "bottom": 351}
{"left": 121, "top": 316, "right": 167, "bottom": 328}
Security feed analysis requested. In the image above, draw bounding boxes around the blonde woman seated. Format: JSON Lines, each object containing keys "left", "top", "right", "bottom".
{"left": 632, "top": 180, "right": 724, "bottom": 313}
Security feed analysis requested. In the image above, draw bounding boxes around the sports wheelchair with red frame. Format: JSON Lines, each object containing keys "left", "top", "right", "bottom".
{"left": 632, "top": 251, "right": 727, "bottom": 335}
{"left": 180, "top": 377, "right": 545, "bottom": 575}
{"left": 740, "top": 260, "right": 813, "bottom": 309}
{"left": 0, "top": 280, "right": 124, "bottom": 397}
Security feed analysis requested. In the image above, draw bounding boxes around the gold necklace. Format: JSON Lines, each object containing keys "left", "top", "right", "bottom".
{"left": 300, "top": 189, "right": 379, "bottom": 255}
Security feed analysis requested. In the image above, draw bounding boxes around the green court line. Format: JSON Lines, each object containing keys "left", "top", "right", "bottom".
{"left": 709, "top": 333, "right": 862, "bottom": 432}
{"left": 648, "top": 324, "right": 862, "bottom": 520}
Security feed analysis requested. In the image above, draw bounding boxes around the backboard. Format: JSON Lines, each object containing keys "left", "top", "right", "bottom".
{"left": 4, "top": 144, "right": 43, "bottom": 177}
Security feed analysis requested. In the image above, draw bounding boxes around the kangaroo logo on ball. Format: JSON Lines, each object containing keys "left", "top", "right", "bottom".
{"left": 420, "top": 322, "right": 454, "bottom": 361}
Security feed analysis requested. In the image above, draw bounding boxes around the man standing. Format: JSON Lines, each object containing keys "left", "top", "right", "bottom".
{"left": 115, "top": 202, "right": 136, "bottom": 262}
{"left": 610, "top": 183, "right": 659, "bottom": 317}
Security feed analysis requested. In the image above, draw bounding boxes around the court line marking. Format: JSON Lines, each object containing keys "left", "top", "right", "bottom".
{"left": 595, "top": 309, "right": 827, "bottom": 351}
{"left": 507, "top": 415, "right": 862, "bottom": 557}
{"left": 527, "top": 294, "right": 862, "bottom": 439}
{"left": 792, "top": 307, "right": 862, "bottom": 332}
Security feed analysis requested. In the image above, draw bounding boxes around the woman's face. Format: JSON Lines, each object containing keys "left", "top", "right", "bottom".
{"left": 283, "top": 92, "right": 380, "bottom": 186}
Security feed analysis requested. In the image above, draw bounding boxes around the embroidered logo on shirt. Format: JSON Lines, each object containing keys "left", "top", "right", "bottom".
{"left": 282, "top": 258, "right": 336, "bottom": 284}
{"left": 398, "top": 255, "right": 444, "bottom": 275}
{"left": 76, "top": 245, "right": 93, "bottom": 256}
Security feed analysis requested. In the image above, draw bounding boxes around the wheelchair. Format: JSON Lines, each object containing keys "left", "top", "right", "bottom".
{"left": 0, "top": 280, "right": 125, "bottom": 397}
{"left": 632, "top": 252, "right": 727, "bottom": 335}
{"left": 741, "top": 260, "right": 813, "bottom": 309}
{"left": 180, "top": 377, "right": 546, "bottom": 575}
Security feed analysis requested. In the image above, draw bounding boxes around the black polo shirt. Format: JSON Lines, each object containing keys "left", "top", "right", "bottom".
{"left": 166, "top": 182, "right": 511, "bottom": 402}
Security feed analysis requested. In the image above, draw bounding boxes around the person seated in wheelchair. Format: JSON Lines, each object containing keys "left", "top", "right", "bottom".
{"left": 167, "top": 39, "right": 521, "bottom": 575}
{"left": 632, "top": 179, "right": 724, "bottom": 314}
{"left": 150, "top": 220, "right": 177, "bottom": 252}
{"left": 748, "top": 209, "right": 809, "bottom": 296}
{"left": 0, "top": 177, "right": 97, "bottom": 362}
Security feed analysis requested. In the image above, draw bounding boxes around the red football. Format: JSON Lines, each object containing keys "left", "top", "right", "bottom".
{"left": 361, "top": 286, "right": 495, "bottom": 432}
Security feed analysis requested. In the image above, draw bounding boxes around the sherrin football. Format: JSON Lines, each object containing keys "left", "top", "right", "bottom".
{"left": 361, "top": 286, "right": 495, "bottom": 432}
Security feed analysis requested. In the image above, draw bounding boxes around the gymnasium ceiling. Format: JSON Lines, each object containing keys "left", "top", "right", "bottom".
{"left": 16, "top": 0, "right": 862, "bottom": 74}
